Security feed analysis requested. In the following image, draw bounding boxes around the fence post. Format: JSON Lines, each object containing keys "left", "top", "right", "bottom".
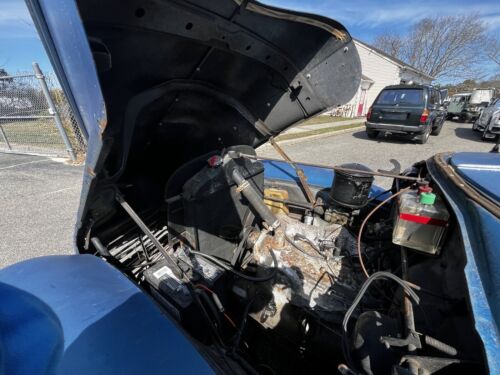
{"left": 0, "top": 123, "right": 12, "bottom": 150}
{"left": 32, "top": 62, "right": 76, "bottom": 161}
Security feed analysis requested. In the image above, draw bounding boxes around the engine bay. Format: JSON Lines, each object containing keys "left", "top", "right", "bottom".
{"left": 89, "top": 145, "right": 487, "bottom": 374}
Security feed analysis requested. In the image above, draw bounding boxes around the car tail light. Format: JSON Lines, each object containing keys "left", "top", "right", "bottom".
{"left": 366, "top": 107, "right": 372, "bottom": 120}
{"left": 420, "top": 109, "right": 429, "bottom": 123}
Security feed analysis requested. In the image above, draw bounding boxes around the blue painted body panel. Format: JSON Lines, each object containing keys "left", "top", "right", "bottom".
{"left": 263, "top": 159, "right": 389, "bottom": 198}
{"left": 25, "top": 0, "right": 107, "bottom": 249}
{"left": 429, "top": 155, "right": 500, "bottom": 374}
{"left": 450, "top": 152, "right": 500, "bottom": 203}
{"left": 0, "top": 255, "right": 213, "bottom": 375}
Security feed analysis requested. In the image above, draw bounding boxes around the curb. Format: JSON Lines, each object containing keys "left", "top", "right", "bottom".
{"left": 266, "top": 124, "right": 365, "bottom": 148}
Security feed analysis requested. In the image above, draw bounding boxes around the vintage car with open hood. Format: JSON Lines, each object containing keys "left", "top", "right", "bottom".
{"left": 1, "top": 0, "right": 499, "bottom": 374}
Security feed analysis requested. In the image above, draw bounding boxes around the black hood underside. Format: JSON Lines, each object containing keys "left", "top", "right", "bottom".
{"left": 75, "top": 0, "right": 361, "bottom": 243}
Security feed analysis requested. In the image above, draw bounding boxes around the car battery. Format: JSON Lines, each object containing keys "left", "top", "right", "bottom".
{"left": 392, "top": 187, "right": 449, "bottom": 255}
{"left": 143, "top": 250, "right": 224, "bottom": 322}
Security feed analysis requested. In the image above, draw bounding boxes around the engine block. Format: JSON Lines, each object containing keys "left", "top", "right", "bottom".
{"left": 249, "top": 214, "right": 361, "bottom": 328}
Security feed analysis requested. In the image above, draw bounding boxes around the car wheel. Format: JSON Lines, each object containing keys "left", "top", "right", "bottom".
{"left": 481, "top": 130, "right": 492, "bottom": 142}
{"left": 431, "top": 123, "right": 442, "bottom": 136}
{"left": 366, "top": 130, "right": 379, "bottom": 139}
{"left": 416, "top": 126, "right": 431, "bottom": 144}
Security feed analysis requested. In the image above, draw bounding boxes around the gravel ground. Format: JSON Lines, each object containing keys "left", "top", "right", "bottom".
{"left": 0, "top": 120, "right": 493, "bottom": 268}
{"left": 258, "top": 121, "right": 495, "bottom": 189}
{"left": 0, "top": 154, "right": 83, "bottom": 267}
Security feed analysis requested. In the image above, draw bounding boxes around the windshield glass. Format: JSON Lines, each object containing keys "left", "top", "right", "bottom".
{"left": 375, "top": 89, "right": 423, "bottom": 106}
{"left": 451, "top": 95, "right": 468, "bottom": 103}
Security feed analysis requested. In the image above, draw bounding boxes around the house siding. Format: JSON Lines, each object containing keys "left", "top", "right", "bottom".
{"left": 331, "top": 40, "right": 433, "bottom": 117}
{"left": 355, "top": 41, "right": 401, "bottom": 112}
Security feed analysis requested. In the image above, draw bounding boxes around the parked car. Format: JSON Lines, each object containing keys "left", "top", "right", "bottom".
{"left": 464, "top": 88, "right": 497, "bottom": 122}
{"left": 473, "top": 98, "right": 500, "bottom": 140}
{"left": 365, "top": 84, "right": 446, "bottom": 144}
{"left": 447, "top": 92, "right": 471, "bottom": 121}
{"left": 2, "top": 1, "right": 498, "bottom": 375}
{"left": 440, "top": 88, "right": 449, "bottom": 108}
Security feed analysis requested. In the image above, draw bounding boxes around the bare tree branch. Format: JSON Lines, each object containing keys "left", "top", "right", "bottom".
{"left": 373, "top": 33, "right": 404, "bottom": 58}
{"left": 485, "top": 36, "right": 500, "bottom": 67}
{"left": 373, "top": 15, "right": 487, "bottom": 80}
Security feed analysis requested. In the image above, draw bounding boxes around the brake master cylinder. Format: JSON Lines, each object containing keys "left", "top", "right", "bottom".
{"left": 392, "top": 183, "right": 449, "bottom": 254}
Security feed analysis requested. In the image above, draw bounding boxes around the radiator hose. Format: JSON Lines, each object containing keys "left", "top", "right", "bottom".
{"left": 232, "top": 168, "right": 280, "bottom": 231}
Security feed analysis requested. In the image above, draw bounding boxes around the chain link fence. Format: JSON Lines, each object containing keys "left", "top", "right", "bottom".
{"left": 0, "top": 63, "right": 86, "bottom": 161}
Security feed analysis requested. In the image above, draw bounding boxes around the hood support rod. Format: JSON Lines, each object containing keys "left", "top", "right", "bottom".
{"left": 269, "top": 137, "right": 316, "bottom": 204}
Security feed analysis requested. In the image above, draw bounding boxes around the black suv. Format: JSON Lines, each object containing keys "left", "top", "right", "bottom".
{"left": 365, "top": 84, "right": 446, "bottom": 144}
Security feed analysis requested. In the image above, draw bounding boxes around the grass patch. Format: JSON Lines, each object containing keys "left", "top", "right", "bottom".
{"left": 0, "top": 118, "right": 83, "bottom": 156}
{"left": 0, "top": 119, "right": 64, "bottom": 146}
{"left": 276, "top": 122, "right": 364, "bottom": 141}
{"left": 301, "top": 116, "right": 355, "bottom": 126}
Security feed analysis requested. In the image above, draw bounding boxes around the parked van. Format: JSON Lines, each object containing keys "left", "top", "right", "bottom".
{"left": 446, "top": 93, "right": 471, "bottom": 121}
{"left": 464, "top": 88, "right": 497, "bottom": 122}
{"left": 365, "top": 84, "right": 446, "bottom": 144}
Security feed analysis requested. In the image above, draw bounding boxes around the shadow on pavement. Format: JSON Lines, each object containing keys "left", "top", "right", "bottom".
{"left": 454, "top": 127, "right": 486, "bottom": 143}
{"left": 351, "top": 130, "right": 416, "bottom": 145}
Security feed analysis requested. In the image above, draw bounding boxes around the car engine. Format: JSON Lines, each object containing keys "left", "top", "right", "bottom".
{"left": 95, "top": 145, "right": 486, "bottom": 374}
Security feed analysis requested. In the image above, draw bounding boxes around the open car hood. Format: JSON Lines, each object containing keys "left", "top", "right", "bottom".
{"left": 73, "top": 0, "right": 361, "bottom": 171}
{"left": 76, "top": 0, "right": 361, "bottom": 149}
{"left": 27, "top": 0, "right": 361, "bottom": 246}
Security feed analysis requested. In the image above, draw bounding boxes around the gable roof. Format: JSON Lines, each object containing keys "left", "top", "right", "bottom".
{"left": 354, "top": 39, "right": 434, "bottom": 81}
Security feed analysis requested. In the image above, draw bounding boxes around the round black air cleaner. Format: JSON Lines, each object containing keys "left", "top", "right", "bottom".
{"left": 330, "top": 163, "right": 374, "bottom": 209}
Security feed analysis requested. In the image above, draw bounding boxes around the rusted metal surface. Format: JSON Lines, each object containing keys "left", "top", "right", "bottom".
{"left": 250, "top": 213, "right": 360, "bottom": 328}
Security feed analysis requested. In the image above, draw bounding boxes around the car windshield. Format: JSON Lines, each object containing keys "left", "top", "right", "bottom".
{"left": 375, "top": 89, "right": 423, "bottom": 106}
{"left": 451, "top": 95, "right": 467, "bottom": 103}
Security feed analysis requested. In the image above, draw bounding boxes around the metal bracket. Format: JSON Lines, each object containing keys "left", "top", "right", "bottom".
{"left": 380, "top": 331, "right": 422, "bottom": 350}
{"left": 399, "top": 355, "right": 461, "bottom": 375}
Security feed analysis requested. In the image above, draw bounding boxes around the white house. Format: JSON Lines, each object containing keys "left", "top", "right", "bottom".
{"left": 330, "top": 39, "right": 434, "bottom": 117}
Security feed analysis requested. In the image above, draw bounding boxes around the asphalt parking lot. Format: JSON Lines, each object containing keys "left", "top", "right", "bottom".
{"left": 0, "top": 120, "right": 494, "bottom": 268}
{"left": 0, "top": 154, "right": 83, "bottom": 267}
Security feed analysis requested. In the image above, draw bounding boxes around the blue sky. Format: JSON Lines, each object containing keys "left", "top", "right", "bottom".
{"left": 1, "top": 0, "right": 499, "bottom": 79}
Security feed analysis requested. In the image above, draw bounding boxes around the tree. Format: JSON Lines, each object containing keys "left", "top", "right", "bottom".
{"left": 485, "top": 36, "right": 500, "bottom": 68}
{"left": 0, "top": 68, "right": 13, "bottom": 90}
{"left": 372, "top": 32, "right": 404, "bottom": 58}
{"left": 373, "top": 15, "right": 486, "bottom": 81}
{"left": 0, "top": 68, "right": 12, "bottom": 82}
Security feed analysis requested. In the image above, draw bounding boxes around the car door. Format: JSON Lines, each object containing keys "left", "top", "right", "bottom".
{"left": 433, "top": 88, "right": 446, "bottom": 126}
{"left": 427, "top": 88, "right": 438, "bottom": 126}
